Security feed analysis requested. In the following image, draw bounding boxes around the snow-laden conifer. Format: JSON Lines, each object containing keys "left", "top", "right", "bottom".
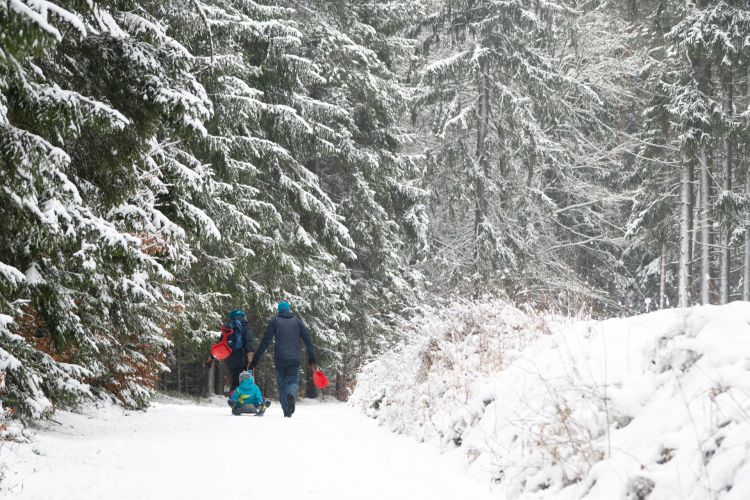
{"left": 412, "top": 0, "right": 633, "bottom": 309}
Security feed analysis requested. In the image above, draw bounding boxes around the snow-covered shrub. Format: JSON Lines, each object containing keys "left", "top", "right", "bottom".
{"left": 353, "top": 301, "right": 750, "bottom": 499}
{"left": 350, "top": 298, "right": 553, "bottom": 443}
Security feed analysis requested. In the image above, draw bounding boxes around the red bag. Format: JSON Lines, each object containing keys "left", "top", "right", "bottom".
{"left": 312, "top": 369, "right": 329, "bottom": 389}
{"left": 209, "top": 325, "right": 233, "bottom": 361}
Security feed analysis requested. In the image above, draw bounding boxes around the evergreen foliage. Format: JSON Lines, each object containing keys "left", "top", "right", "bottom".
{"left": 1, "top": 0, "right": 427, "bottom": 418}
{"left": 411, "top": 0, "right": 633, "bottom": 309}
{"left": 2, "top": 0, "right": 750, "bottom": 421}
{"left": 289, "top": 0, "right": 428, "bottom": 370}
{"left": 627, "top": 0, "right": 750, "bottom": 307}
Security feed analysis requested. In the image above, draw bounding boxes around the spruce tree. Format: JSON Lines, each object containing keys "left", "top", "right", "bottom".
{"left": 154, "top": 0, "right": 359, "bottom": 384}
{"left": 0, "top": 0, "right": 210, "bottom": 416}
{"left": 285, "top": 0, "right": 428, "bottom": 375}
{"left": 412, "top": 0, "right": 632, "bottom": 309}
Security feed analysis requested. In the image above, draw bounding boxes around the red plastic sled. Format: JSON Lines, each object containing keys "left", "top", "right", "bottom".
{"left": 312, "top": 369, "right": 329, "bottom": 389}
{"left": 210, "top": 325, "right": 233, "bottom": 360}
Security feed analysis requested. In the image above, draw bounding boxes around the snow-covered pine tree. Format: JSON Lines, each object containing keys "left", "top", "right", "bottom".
{"left": 95, "top": 0, "right": 218, "bottom": 399}
{"left": 625, "top": 82, "right": 679, "bottom": 310}
{"left": 628, "top": 1, "right": 697, "bottom": 308}
{"left": 284, "top": 0, "right": 428, "bottom": 379}
{"left": 152, "top": 0, "right": 360, "bottom": 384}
{"left": 1, "top": 0, "right": 125, "bottom": 418}
{"left": 624, "top": 0, "right": 685, "bottom": 310}
{"left": 412, "top": 0, "right": 633, "bottom": 310}
{"left": 644, "top": 0, "right": 750, "bottom": 306}
{"left": 690, "top": 1, "right": 750, "bottom": 304}
{"left": 0, "top": 0, "right": 212, "bottom": 416}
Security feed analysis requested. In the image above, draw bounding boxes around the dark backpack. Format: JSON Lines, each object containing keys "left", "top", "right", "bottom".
{"left": 227, "top": 318, "right": 247, "bottom": 352}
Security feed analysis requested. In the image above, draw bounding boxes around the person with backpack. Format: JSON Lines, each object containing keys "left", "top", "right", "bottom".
{"left": 249, "top": 301, "right": 316, "bottom": 418}
{"left": 223, "top": 309, "right": 254, "bottom": 392}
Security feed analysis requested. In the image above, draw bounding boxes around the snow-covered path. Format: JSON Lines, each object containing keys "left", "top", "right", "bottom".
{"left": 3, "top": 398, "right": 494, "bottom": 500}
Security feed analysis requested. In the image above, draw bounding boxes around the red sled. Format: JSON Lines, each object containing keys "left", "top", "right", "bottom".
{"left": 312, "top": 369, "right": 329, "bottom": 389}
{"left": 210, "top": 326, "right": 233, "bottom": 361}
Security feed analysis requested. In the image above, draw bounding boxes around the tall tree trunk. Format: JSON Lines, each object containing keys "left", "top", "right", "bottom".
{"left": 473, "top": 56, "right": 490, "bottom": 286}
{"left": 207, "top": 359, "right": 215, "bottom": 396}
{"left": 699, "top": 147, "right": 711, "bottom": 305}
{"left": 335, "top": 373, "right": 346, "bottom": 401}
{"left": 744, "top": 67, "right": 750, "bottom": 301}
{"left": 305, "top": 363, "right": 317, "bottom": 399}
{"left": 679, "top": 156, "right": 692, "bottom": 307}
{"left": 694, "top": 18, "right": 712, "bottom": 305}
{"left": 744, "top": 167, "right": 750, "bottom": 301}
{"left": 660, "top": 240, "right": 667, "bottom": 308}
{"left": 720, "top": 74, "right": 733, "bottom": 304}
{"left": 176, "top": 344, "right": 182, "bottom": 393}
{"left": 688, "top": 160, "right": 701, "bottom": 290}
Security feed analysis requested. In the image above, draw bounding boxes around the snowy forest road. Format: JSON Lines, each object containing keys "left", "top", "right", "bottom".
{"left": 3, "top": 398, "right": 494, "bottom": 500}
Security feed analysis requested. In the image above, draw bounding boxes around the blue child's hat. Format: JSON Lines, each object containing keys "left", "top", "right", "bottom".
{"left": 277, "top": 301, "right": 291, "bottom": 312}
{"left": 229, "top": 309, "right": 246, "bottom": 319}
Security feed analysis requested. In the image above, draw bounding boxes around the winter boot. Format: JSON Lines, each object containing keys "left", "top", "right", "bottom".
{"left": 255, "top": 400, "right": 272, "bottom": 416}
{"left": 287, "top": 393, "right": 295, "bottom": 417}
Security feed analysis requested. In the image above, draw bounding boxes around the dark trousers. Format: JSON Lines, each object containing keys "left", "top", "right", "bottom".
{"left": 228, "top": 366, "right": 243, "bottom": 392}
{"left": 275, "top": 364, "right": 300, "bottom": 415}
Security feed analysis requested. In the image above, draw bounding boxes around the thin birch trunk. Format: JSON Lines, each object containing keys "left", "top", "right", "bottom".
{"left": 720, "top": 75, "right": 732, "bottom": 303}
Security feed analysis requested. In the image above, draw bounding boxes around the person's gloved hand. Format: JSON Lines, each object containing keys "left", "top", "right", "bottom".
{"left": 310, "top": 360, "right": 317, "bottom": 372}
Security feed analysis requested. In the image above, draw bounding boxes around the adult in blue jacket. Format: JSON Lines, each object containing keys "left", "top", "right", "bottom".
{"left": 249, "top": 301, "right": 316, "bottom": 417}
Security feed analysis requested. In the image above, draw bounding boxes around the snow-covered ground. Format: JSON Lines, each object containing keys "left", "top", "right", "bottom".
{"left": 1, "top": 397, "right": 495, "bottom": 500}
{"left": 352, "top": 301, "right": 750, "bottom": 499}
{"left": 6, "top": 301, "right": 750, "bottom": 500}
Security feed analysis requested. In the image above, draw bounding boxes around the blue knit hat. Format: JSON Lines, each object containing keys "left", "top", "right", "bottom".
{"left": 277, "top": 301, "right": 291, "bottom": 312}
{"left": 228, "top": 309, "right": 246, "bottom": 319}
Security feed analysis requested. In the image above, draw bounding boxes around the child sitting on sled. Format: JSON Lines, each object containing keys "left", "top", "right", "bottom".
{"left": 229, "top": 370, "right": 271, "bottom": 416}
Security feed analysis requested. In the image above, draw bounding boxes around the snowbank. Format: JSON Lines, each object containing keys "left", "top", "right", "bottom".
{"left": 351, "top": 299, "right": 554, "bottom": 442}
{"left": 351, "top": 301, "right": 750, "bottom": 499}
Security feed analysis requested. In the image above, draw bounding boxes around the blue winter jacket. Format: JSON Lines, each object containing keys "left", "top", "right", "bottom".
{"left": 230, "top": 371, "right": 263, "bottom": 407}
{"left": 252, "top": 311, "right": 315, "bottom": 369}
